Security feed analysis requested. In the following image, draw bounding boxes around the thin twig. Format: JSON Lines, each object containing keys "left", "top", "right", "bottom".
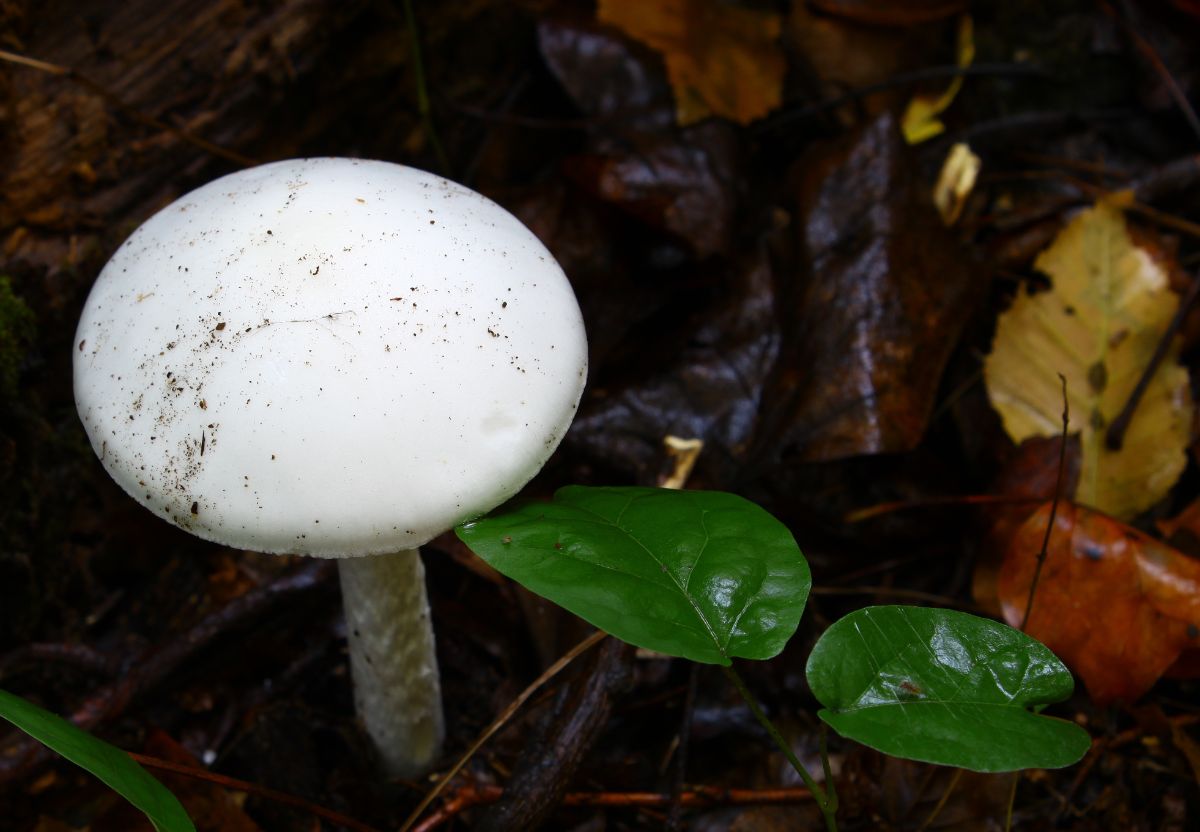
{"left": 1057, "top": 713, "right": 1200, "bottom": 817}
{"left": 0, "top": 48, "right": 257, "bottom": 167}
{"left": 980, "top": 168, "right": 1200, "bottom": 239}
{"left": 411, "top": 782, "right": 816, "bottom": 832}
{"left": 757, "top": 63, "right": 1048, "bottom": 134}
{"left": 399, "top": 630, "right": 609, "bottom": 832}
{"left": 666, "top": 663, "right": 700, "bottom": 830}
{"left": 0, "top": 643, "right": 119, "bottom": 681}
{"left": 812, "top": 586, "right": 976, "bottom": 608}
{"left": 917, "top": 767, "right": 963, "bottom": 831}
{"left": 0, "top": 561, "right": 336, "bottom": 783}
{"left": 947, "top": 108, "right": 1138, "bottom": 144}
{"left": 1100, "top": 0, "right": 1200, "bottom": 144}
{"left": 128, "top": 753, "right": 379, "bottom": 832}
{"left": 1022, "top": 374, "right": 1069, "bottom": 630}
{"left": 845, "top": 494, "right": 1048, "bottom": 523}
{"left": 1004, "top": 772, "right": 1020, "bottom": 832}
{"left": 402, "top": 0, "right": 450, "bottom": 173}
{"left": 1106, "top": 269, "right": 1200, "bottom": 450}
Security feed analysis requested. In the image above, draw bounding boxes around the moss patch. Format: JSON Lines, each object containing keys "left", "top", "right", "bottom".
{"left": 0, "top": 276, "right": 35, "bottom": 396}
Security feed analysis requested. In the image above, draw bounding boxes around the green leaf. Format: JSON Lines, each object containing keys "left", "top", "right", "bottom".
{"left": 806, "top": 606, "right": 1091, "bottom": 772}
{"left": 0, "top": 688, "right": 195, "bottom": 832}
{"left": 457, "top": 486, "right": 811, "bottom": 665}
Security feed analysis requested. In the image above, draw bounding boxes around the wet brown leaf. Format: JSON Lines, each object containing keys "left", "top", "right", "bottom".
{"left": 537, "top": 18, "right": 675, "bottom": 131}
{"left": 568, "top": 246, "right": 780, "bottom": 486}
{"left": 809, "top": 0, "right": 967, "bottom": 25}
{"left": 998, "top": 501, "right": 1200, "bottom": 704}
{"left": 973, "top": 434, "right": 1081, "bottom": 616}
{"left": 596, "top": 0, "right": 784, "bottom": 125}
{"left": 563, "top": 122, "right": 742, "bottom": 258}
{"left": 1158, "top": 496, "right": 1200, "bottom": 551}
{"left": 758, "top": 112, "right": 982, "bottom": 462}
{"left": 508, "top": 180, "right": 671, "bottom": 367}
{"left": 785, "top": 4, "right": 937, "bottom": 120}
{"left": 537, "top": 18, "right": 743, "bottom": 258}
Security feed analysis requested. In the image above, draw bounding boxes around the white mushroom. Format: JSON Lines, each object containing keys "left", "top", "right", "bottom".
{"left": 73, "top": 158, "right": 588, "bottom": 777}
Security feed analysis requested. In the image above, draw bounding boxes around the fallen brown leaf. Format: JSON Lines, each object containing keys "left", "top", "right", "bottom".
{"left": 998, "top": 501, "right": 1200, "bottom": 704}
{"left": 760, "top": 112, "right": 982, "bottom": 462}
{"left": 597, "top": 0, "right": 784, "bottom": 125}
{"left": 809, "top": 0, "right": 967, "bottom": 25}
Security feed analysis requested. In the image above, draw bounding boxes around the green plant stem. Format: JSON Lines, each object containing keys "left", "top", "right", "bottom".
{"left": 720, "top": 664, "right": 837, "bottom": 832}
{"left": 917, "top": 767, "right": 962, "bottom": 831}
{"left": 819, "top": 722, "right": 838, "bottom": 814}
{"left": 1004, "top": 772, "right": 1020, "bottom": 831}
{"left": 402, "top": 0, "right": 450, "bottom": 173}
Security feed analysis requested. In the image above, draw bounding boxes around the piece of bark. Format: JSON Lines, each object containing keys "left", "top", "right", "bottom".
{"left": 474, "top": 637, "right": 634, "bottom": 832}
{"left": 0, "top": 0, "right": 373, "bottom": 284}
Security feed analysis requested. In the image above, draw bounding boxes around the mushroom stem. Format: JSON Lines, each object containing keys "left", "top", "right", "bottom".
{"left": 338, "top": 549, "right": 444, "bottom": 777}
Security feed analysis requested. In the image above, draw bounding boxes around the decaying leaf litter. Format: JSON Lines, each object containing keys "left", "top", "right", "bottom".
{"left": 2, "top": 0, "right": 1200, "bottom": 829}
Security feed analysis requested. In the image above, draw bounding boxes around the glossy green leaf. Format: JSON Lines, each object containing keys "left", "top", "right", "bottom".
{"left": 806, "top": 606, "right": 1091, "bottom": 772}
{"left": 0, "top": 688, "right": 195, "bottom": 832}
{"left": 457, "top": 486, "right": 811, "bottom": 665}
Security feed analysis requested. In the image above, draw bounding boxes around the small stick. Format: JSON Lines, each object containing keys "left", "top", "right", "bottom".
{"left": 0, "top": 561, "right": 336, "bottom": 783}
{"left": 128, "top": 753, "right": 380, "bottom": 832}
{"left": 402, "top": 0, "right": 450, "bottom": 173}
{"left": 917, "top": 767, "right": 963, "bottom": 832}
{"left": 845, "top": 494, "right": 1048, "bottom": 524}
{"left": 756, "top": 63, "right": 1048, "bottom": 134}
{"left": 398, "top": 630, "right": 609, "bottom": 832}
{"left": 666, "top": 664, "right": 700, "bottom": 830}
{"left": 411, "top": 782, "right": 816, "bottom": 832}
{"left": 1100, "top": 0, "right": 1200, "bottom": 144}
{"left": 1004, "top": 772, "right": 1020, "bottom": 832}
{"left": 1021, "top": 375, "right": 1069, "bottom": 630}
{"left": 1106, "top": 269, "right": 1200, "bottom": 450}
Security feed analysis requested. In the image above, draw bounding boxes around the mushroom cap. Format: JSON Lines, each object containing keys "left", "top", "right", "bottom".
{"left": 74, "top": 158, "right": 588, "bottom": 557}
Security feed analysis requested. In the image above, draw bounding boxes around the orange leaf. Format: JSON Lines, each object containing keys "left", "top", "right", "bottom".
{"left": 998, "top": 502, "right": 1200, "bottom": 705}
{"left": 596, "top": 0, "right": 784, "bottom": 125}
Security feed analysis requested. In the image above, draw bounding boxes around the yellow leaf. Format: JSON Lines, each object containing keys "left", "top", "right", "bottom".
{"left": 932, "top": 142, "right": 980, "bottom": 225}
{"left": 901, "top": 15, "right": 974, "bottom": 144}
{"left": 984, "top": 200, "right": 1192, "bottom": 519}
{"left": 597, "top": 0, "right": 784, "bottom": 126}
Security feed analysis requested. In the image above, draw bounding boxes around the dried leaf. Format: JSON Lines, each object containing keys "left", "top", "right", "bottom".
{"left": 538, "top": 19, "right": 743, "bottom": 257}
{"left": 568, "top": 247, "right": 780, "bottom": 485}
{"left": 973, "top": 434, "right": 1082, "bottom": 616}
{"left": 764, "top": 113, "right": 982, "bottom": 462}
{"left": 933, "top": 142, "right": 980, "bottom": 226}
{"left": 998, "top": 502, "right": 1200, "bottom": 704}
{"left": 538, "top": 19, "right": 675, "bottom": 131}
{"left": 1157, "top": 495, "right": 1200, "bottom": 548}
{"left": 596, "top": 0, "right": 784, "bottom": 125}
{"left": 984, "top": 199, "right": 1193, "bottom": 519}
{"left": 809, "top": 0, "right": 967, "bottom": 25}
{"left": 902, "top": 15, "right": 975, "bottom": 143}
{"left": 563, "top": 123, "right": 742, "bottom": 258}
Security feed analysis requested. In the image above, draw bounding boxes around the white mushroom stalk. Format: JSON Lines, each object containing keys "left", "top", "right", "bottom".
{"left": 73, "top": 158, "right": 588, "bottom": 777}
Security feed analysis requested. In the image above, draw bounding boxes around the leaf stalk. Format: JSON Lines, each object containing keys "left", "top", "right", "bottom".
{"left": 720, "top": 664, "right": 838, "bottom": 831}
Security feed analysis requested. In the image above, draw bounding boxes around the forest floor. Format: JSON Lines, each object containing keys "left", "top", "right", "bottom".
{"left": 2, "top": 1, "right": 1200, "bottom": 830}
